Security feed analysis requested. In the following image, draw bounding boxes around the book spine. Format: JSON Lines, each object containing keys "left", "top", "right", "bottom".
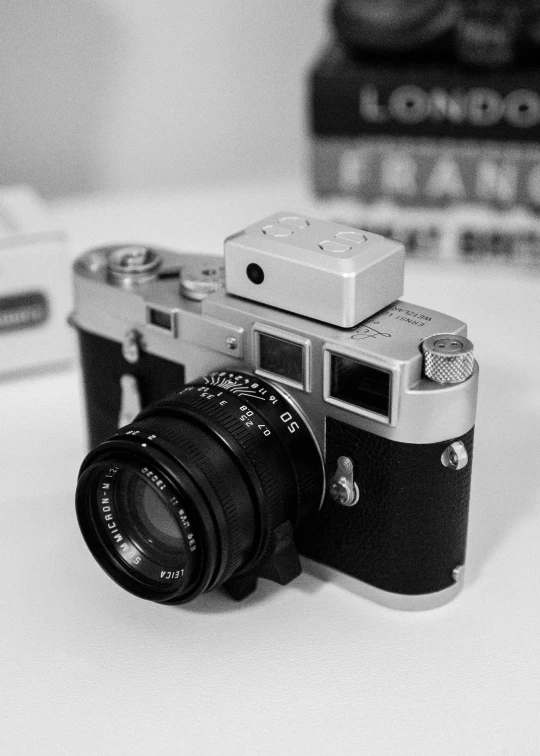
{"left": 312, "top": 192, "right": 540, "bottom": 265}
{"left": 311, "top": 57, "right": 540, "bottom": 142}
{"left": 312, "top": 136, "right": 540, "bottom": 209}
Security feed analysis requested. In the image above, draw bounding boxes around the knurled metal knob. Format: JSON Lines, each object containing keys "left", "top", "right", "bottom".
{"left": 422, "top": 333, "right": 475, "bottom": 384}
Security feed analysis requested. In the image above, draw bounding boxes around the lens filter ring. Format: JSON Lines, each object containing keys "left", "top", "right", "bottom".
{"left": 76, "top": 451, "right": 204, "bottom": 600}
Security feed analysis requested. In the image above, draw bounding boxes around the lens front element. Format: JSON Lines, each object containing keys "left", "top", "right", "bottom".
{"left": 117, "top": 468, "right": 185, "bottom": 552}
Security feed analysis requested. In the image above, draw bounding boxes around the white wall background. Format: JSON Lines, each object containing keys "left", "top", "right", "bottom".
{"left": 0, "top": 0, "right": 328, "bottom": 197}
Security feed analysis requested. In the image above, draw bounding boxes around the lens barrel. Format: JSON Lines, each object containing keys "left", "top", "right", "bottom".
{"left": 76, "top": 371, "right": 324, "bottom": 604}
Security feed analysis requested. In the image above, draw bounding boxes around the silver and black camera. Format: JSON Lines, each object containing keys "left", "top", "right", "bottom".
{"left": 73, "top": 213, "right": 478, "bottom": 610}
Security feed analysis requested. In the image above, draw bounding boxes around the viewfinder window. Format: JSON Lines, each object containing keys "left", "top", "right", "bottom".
{"left": 258, "top": 333, "right": 304, "bottom": 386}
{"left": 329, "top": 353, "right": 391, "bottom": 419}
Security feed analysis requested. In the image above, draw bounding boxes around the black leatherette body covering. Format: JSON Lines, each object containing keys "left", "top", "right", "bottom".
{"left": 296, "top": 417, "right": 475, "bottom": 596}
{"left": 78, "top": 328, "right": 185, "bottom": 448}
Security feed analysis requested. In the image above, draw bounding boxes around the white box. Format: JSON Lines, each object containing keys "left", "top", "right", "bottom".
{"left": 0, "top": 186, "right": 73, "bottom": 377}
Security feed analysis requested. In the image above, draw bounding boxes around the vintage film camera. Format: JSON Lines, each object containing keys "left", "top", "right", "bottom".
{"left": 73, "top": 213, "right": 478, "bottom": 610}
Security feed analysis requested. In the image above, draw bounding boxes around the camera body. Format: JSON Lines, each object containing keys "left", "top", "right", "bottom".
{"left": 73, "top": 213, "right": 478, "bottom": 610}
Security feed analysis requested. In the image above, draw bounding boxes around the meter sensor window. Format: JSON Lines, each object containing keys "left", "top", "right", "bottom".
{"left": 329, "top": 354, "right": 391, "bottom": 419}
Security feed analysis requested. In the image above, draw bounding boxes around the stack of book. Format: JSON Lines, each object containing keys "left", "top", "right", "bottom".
{"left": 309, "top": 33, "right": 540, "bottom": 265}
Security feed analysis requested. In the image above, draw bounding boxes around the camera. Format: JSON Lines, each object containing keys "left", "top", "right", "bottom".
{"left": 73, "top": 213, "right": 478, "bottom": 610}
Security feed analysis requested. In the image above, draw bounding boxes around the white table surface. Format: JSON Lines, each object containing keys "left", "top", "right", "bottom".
{"left": 1, "top": 179, "right": 540, "bottom": 756}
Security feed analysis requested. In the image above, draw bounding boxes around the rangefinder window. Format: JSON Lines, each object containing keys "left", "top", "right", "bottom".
{"left": 254, "top": 326, "right": 311, "bottom": 391}
{"left": 328, "top": 353, "right": 391, "bottom": 420}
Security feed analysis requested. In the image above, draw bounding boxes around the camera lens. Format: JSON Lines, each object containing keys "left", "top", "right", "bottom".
{"left": 76, "top": 371, "right": 324, "bottom": 604}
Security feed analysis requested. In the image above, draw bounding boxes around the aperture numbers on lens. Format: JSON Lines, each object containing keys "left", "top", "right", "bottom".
{"left": 189, "top": 371, "right": 316, "bottom": 446}
{"left": 201, "top": 371, "right": 280, "bottom": 404}
{"left": 181, "top": 382, "right": 278, "bottom": 440}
